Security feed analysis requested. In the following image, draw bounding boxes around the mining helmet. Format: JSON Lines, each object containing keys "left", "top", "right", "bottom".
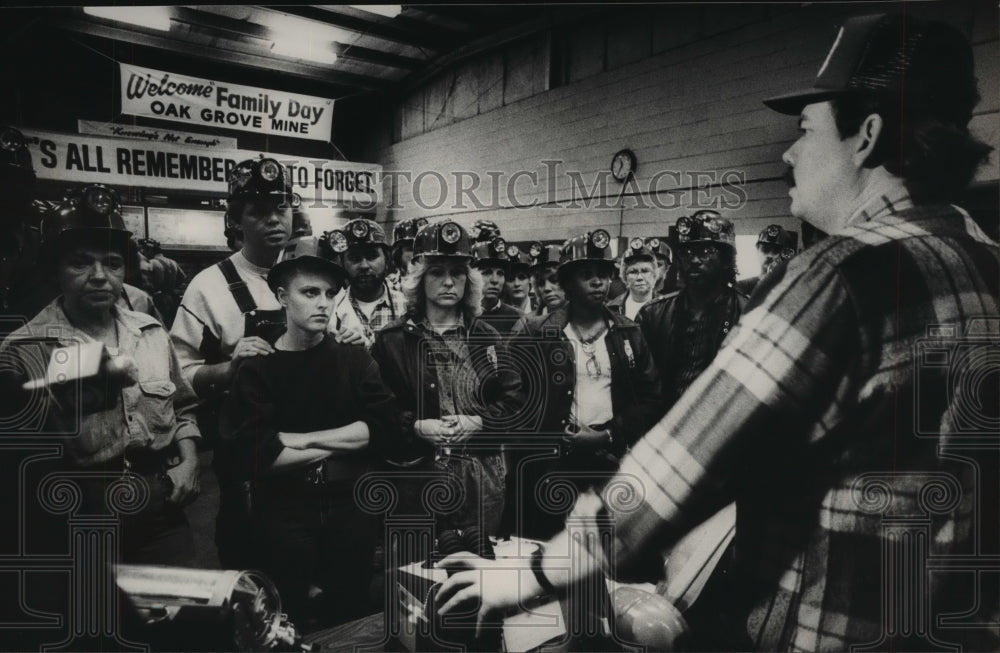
{"left": 558, "top": 229, "right": 616, "bottom": 272}
{"left": 757, "top": 224, "right": 798, "bottom": 250}
{"left": 644, "top": 237, "right": 672, "bottom": 263}
{"left": 471, "top": 219, "right": 501, "bottom": 243}
{"left": 471, "top": 237, "right": 510, "bottom": 271}
{"left": 675, "top": 210, "right": 735, "bottom": 249}
{"left": 267, "top": 234, "right": 348, "bottom": 293}
{"left": 621, "top": 237, "right": 655, "bottom": 267}
{"left": 291, "top": 194, "right": 312, "bottom": 238}
{"left": 505, "top": 243, "right": 532, "bottom": 273}
{"left": 412, "top": 220, "right": 472, "bottom": 260}
{"left": 528, "top": 242, "right": 562, "bottom": 272}
{"left": 40, "top": 184, "right": 131, "bottom": 249}
{"left": 227, "top": 157, "right": 295, "bottom": 203}
{"left": 392, "top": 217, "right": 430, "bottom": 246}
{"left": 0, "top": 127, "right": 35, "bottom": 205}
{"left": 325, "top": 218, "right": 388, "bottom": 256}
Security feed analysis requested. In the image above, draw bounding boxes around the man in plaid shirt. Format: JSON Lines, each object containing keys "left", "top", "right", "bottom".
{"left": 437, "top": 13, "right": 999, "bottom": 651}
{"left": 327, "top": 218, "right": 406, "bottom": 349}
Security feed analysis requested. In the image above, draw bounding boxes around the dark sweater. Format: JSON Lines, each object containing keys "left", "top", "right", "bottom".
{"left": 220, "top": 333, "right": 397, "bottom": 485}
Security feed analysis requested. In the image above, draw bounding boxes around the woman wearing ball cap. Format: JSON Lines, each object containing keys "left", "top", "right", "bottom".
{"left": 220, "top": 234, "right": 396, "bottom": 627}
{"left": 503, "top": 229, "right": 661, "bottom": 539}
{"left": 0, "top": 184, "right": 201, "bottom": 565}
{"left": 371, "top": 220, "right": 522, "bottom": 557}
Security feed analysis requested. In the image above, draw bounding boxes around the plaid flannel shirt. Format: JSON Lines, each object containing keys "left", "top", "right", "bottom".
{"left": 333, "top": 283, "right": 406, "bottom": 348}
{"left": 599, "top": 193, "right": 1000, "bottom": 651}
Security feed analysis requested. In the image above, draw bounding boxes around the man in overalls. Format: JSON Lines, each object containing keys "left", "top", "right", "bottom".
{"left": 170, "top": 157, "right": 294, "bottom": 568}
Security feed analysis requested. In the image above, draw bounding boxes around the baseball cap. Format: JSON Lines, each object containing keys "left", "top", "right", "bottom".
{"left": 763, "top": 13, "right": 978, "bottom": 123}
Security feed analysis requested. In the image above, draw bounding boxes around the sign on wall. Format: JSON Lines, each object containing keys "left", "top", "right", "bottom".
{"left": 118, "top": 63, "right": 334, "bottom": 142}
{"left": 78, "top": 120, "right": 238, "bottom": 150}
{"left": 19, "top": 128, "right": 381, "bottom": 209}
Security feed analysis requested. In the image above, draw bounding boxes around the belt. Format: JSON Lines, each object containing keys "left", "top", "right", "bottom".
{"left": 283, "top": 458, "right": 368, "bottom": 486}
{"left": 80, "top": 446, "right": 172, "bottom": 475}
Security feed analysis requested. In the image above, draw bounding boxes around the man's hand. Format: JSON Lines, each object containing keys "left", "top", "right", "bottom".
{"left": 165, "top": 458, "right": 200, "bottom": 506}
{"left": 333, "top": 327, "right": 367, "bottom": 346}
{"left": 563, "top": 422, "right": 611, "bottom": 450}
{"left": 435, "top": 553, "right": 541, "bottom": 638}
{"left": 231, "top": 336, "right": 274, "bottom": 361}
{"left": 448, "top": 415, "right": 483, "bottom": 442}
{"left": 414, "top": 418, "right": 453, "bottom": 445}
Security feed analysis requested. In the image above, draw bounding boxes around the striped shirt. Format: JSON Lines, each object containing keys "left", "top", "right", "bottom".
{"left": 598, "top": 196, "right": 1000, "bottom": 650}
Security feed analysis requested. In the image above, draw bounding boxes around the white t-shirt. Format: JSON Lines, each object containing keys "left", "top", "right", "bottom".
{"left": 563, "top": 323, "right": 614, "bottom": 428}
{"left": 624, "top": 295, "right": 649, "bottom": 321}
{"left": 170, "top": 250, "right": 280, "bottom": 386}
{"left": 354, "top": 296, "right": 382, "bottom": 320}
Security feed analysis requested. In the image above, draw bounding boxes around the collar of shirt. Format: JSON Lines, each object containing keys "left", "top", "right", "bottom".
{"left": 234, "top": 250, "right": 272, "bottom": 279}
{"left": 845, "top": 176, "right": 913, "bottom": 228}
{"left": 31, "top": 298, "right": 160, "bottom": 345}
{"left": 348, "top": 285, "right": 392, "bottom": 312}
{"left": 412, "top": 316, "right": 468, "bottom": 340}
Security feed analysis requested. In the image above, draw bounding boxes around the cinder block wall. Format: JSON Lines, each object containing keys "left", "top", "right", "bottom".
{"left": 373, "top": 1, "right": 998, "bottom": 243}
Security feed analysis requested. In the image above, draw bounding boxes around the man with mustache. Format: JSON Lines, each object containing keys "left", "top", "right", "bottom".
{"left": 635, "top": 210, "right": 747, "bottom": 410}
{"left": 329, "top": 218, "right": 405, "bottom": 350}
{"left": 436, "top": 13, "right": 998, "bottom": 651}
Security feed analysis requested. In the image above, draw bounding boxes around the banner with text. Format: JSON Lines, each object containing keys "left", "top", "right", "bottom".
{"left": 78, "top": 120, "right": 237, "bottom": 150}
{"left": 119, "top": 63, "right": 334, "bottom": 141}
{"left": 20, "top": 128, "right": 381, "bottom": 208}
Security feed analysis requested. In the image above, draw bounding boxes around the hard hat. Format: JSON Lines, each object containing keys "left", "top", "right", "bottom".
{"left": 40, "top": 184, "right": 130, "bottom": 249}
{"left": 558, "top": 229, "right": 616, "bottom": 273}
{"left": 412, "top": 221, "right": 473, "bottom": 260}
{"left": 267, "top": 235, "right": 348, "bottom": 292}
{"left": 674, "top": 210, "right": 735, "bottom": 249}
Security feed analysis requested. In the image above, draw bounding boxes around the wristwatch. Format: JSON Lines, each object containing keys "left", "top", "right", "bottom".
{"left": 530, "top": 545, "right": 556, "bottom": 595}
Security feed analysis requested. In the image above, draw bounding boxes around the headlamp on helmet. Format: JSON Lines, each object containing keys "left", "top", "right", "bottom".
{"left": 227, "top": 157, "right": 292, "bottom": 202}
{"left": 325, "top": 230, "right": 350, "bottom": 253}
{"left": 590, "top": 229, "right": 611, "bottom": 250}
{"left": 41, "top": 184, "right": 129, "bottom": 246}
{"left": 757, "top": 224, "right": 798, "bottom": 250}
{"left": 676, "top": 210, "right": 734, "bottom": 247}
{"left": 529, "top": 242, "right": 543, "bottom": 258}
{"left": 472, "top": 219, "right": 500, "bottom": 243}
{"left": 413, "top": 221, "right": 472, "bottom": 259}
{"left": 0, "top": 128, "right": 25, "bottom": 153}
{"left": 351, "top": 220, "right": 370, "bottom": 239}
{"left": 441, "top": 223, "right": 462, "bottom": 244}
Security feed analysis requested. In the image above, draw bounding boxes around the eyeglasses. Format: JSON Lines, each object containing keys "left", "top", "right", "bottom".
{"left": 677, "top": 245, "right": 720, "bottom": 260}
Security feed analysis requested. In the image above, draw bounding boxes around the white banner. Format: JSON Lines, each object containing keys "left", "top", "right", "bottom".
{"left": 118, "top": 63, "right": 334, "bottom": 142}
{"left": 78, "top": 120, "right": 237, "bottom": 150}
{"left": 20, "top": 128, "right": 381, "bottom": 209}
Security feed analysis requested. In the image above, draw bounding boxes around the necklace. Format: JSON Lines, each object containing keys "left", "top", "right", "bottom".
{"left": 570, "top": 322, "right": 607, "bottom": 379}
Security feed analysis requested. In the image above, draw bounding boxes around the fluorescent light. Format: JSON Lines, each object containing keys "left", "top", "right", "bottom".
{"left": 267, "top": 12, "right": 340, "bottom": 65}
{"left": 83, "top": 6, "right": 172, "bottom": 32}
{"left": 352, "top": 5, "right": 402, "bottom": 19}
{"left": 272, "top": 39, "right": 338, "bottom": 65}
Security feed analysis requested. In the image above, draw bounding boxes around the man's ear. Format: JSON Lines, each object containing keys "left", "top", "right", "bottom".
{"left": 276, "top": 286, "right": 289, "bottom": 307}
{"left": 853, "top": 113, "right": 883, "bottom": 166}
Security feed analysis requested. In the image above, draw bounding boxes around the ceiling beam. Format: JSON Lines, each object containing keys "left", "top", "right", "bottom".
{"left": 171, "top": 7, "right": 423, "bottom": 72}
{"left": 56, "top": 15, "right": 390, "bottom": 91}
{"left": 332, "top": 43, "right": 424, "bottom": 71}
{"left": 272, "top": 5, "right": 462, "bottom": 52}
